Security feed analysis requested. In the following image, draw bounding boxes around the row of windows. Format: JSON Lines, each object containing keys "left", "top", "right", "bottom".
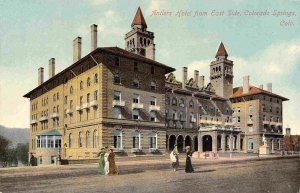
{"left": 68, "top": 130, "right": 98, "bottom": 148}
{"left": 79, "top": 74, "right": 98, "bottom": 91}
{"left": 113, "top": 107, "right": 157, "bottom": 122}
{"left": 113, "top": 130, "right": 157, "bottom": 149}
{"left": 113, "top": 74, "right": 157, "bottom": 90}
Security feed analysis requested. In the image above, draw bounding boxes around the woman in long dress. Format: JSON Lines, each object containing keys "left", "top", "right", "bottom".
{"left": 170, "top": 145, "right": 179, "bottom": 171}
{"left": 108, "top": 147, "right": 118, "bottom": 175}
{"left": 97, "top": 147, "right": 106, "bottom": 175}
{"left": 185, "top": 146, "right": 194, "bottom": 173}
{"left": 104, "top": 148, "right": 110, "bottom": 175}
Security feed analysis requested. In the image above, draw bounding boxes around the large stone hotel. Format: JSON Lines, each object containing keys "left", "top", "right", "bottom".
{"left": 24, "top": 7, "right": 288, "bottom": 165}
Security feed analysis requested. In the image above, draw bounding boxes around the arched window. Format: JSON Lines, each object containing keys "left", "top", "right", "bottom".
{"left": 86, "top": 131, "right": 90, "bottom": 148}
{"left": 248, "top": 138, "right": 254, "bottom": 150}
{"left": 69, "top": 133, "right": 72, "bottom": 148}
{"left": 80, "top": 81, "right": 83, "bottom": 90}
{"left": 133, "top": 79, "right": 139, "bottom": 88}
{"left": 172, "top": 97, "right": 177, "bottom": 106}
{"left": 166, "top": 96, "right": 170, "bottom": 105}
{"left": 87, "top": 77, "right": 91, "bottom": 87}
{"left": 93, "top": 130, "right": 97, "bottom": 148}
{"left": 189, "top": 100, "right": 194, "bottom": 108}
{"left": 94, "top": 74, "right": 98, "bottom": 84}
{"left": 149, "top": 132, "right": 157, "bottom": 149}
{"left": 132, "top": 131, "right": 140, "bottom": 149}
{"left": 78, "top": 132, "right": 83, "bottom": 148}
{"left": 147, "top": 40, "right": 150, "bottom": 46}
{"left": 150, "top": 81, "right": 156, "bottom": 90}
{"left": 113, "top": 74, "right": 121, "bottom": 84}
{"left": 114, "top": 130, "right": 122, "bottom": 149}
{"left": 179, "top": 98, "right": 185, "bottom": 107}
{"left": 70, "top": 86, "right": 73, "bottom": 94}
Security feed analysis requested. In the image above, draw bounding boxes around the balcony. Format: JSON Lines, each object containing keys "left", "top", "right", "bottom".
{"left": 132, "top": 103, "right": 144, "bottom": 109}
{"left": 39, "top": 116, "right": 48, "bottom": 122}
{"left": 270, "top": 121, "right": 277, "bottom": 126}
{"left": 66, "top": 109, "right": 72, "bottom": 114}
{"left": 213, "top": 121, "right": 222, "bottom": 125}
{"left": 82, "top": 102, "right": 90, "bottom": 109}
{"left": 190, "top": 117, "right": 196, "bottom": 123}
{"left": 263, "top": 120, "right": 270, "bottom": 125}
{"left": 206, "top": 120, "right": 213, "bottom": 124}
{"left": 276, "top": 122, "right": 283, "bottom": 127}
{"left": 247, "top": 119, "right": 254, "bottom": 125}
{"left": 112, "top": 100, "right": 125, "bottom": 107}
{"left": 30, "top": 119, "right": 38, "bottom": 125}
{"left": 90, "top": 100, "right": 98, "bottom": 107}
{"left": 51, "top": 113, "right": 59, "bottom": 119}
{"left": 76, "top": 105, "right": 82, "bottom": 111}
{"left": 149, "top": 105, "right": 160, "bottom": 111}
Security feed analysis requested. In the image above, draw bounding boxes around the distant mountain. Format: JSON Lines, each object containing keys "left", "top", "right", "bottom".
{"left": 0, "top": 125, "right": 29, "bottom": 148}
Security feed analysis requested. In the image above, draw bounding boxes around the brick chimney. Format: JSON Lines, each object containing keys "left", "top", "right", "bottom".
{"left": 145, "top": 43, "right": 155, "bottom": 60}
{"left": 48, "top": 58, "right": 55, "bottom": 79}
{"left": 199, "top": 76, "right": 205, "bottom": 88}
{"left": 91, "top": 24, "right": 97, "bottom": 51}
{"left": 38, "top": 67, "right": 44, "bottom": 86}
{"left": 243, "top": 75, "right": 250, "bottom": 94}
{"left": 73, "top": 37, "right": 82, "bottom": 63}
{"left": 267, "top": 83, "right": 272, "bottom": 93}
{"left": 182, "top": 67, "right": 187, "bottom": 88}
{"left": 194, "top": 70, "right": 199, "bottom": 87}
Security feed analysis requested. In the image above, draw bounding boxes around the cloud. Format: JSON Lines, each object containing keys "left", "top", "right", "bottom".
{"left": 185, "top": 37, "right": 300, "bottom": 134}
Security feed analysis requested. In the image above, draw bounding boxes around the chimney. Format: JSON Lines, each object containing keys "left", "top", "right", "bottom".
{"left": 182, "top": 67, "right": 187, "bottom": 88}
{"left": 194, "top": 70, "right": 199, "bottom": 87}
{"left": 145, "top": 43, "right": 155, "bottom": 60}
{"left": 91, "top": 24, "right": 97, "bottom": 51}
{"left": 267, "top": 83, "right": 272, "bottom": 92}
{"left": 73, "top": 37, "right": 82, "bottom": 63}
{"left": 48, "top": 58, "right": 55, "bottom": 79}
{"left": 38, "top": 67, "right": 44, "bottom": 86}
{"left": 259, "top": 84, "right": 263, "bottom": 89}
{"left": 243, "top": 75, "right": 250, "bottom": 94}
{"left": 199, "top": 76, "right": 205, "bottom": 88}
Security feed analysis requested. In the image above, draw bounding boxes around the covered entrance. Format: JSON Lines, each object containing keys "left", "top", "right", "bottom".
{"left": 202, "top": 135, "right": 212, "bottom": 152}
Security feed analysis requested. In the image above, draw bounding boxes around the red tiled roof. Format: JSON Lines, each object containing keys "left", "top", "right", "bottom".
{"left": 24, "top": 46, "right": 175, "bottom": 98}
{"left": 131, "top": 7, "right": 147, "bottom": 28}
{"left": 215, "top": 42, "right": 228, "bottom": 58}
{"left": 231, "top": 86, "right": 289, "bottom": 101}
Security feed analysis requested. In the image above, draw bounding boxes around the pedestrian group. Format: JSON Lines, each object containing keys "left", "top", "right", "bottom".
{"left": 98, "top": 146, "right": 118, "bottom": 176}
{"left": 170, "top": 144, "right": 194, "bottom": 173}
{"left": 97, "top": 144, "right": 194, "bottom": 176}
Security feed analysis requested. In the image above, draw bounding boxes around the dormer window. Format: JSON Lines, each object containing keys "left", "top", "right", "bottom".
{"left": 150, "top": 81, "right": 156, "bottom": 90}
{"left": 113, "top": 74, "right": 121, "bottom": 84}
{"left": 114, "top": 56, "right": 120, "bottom": 67}
{"left": 133, "top": 79, "right": 139, "bottom": 88}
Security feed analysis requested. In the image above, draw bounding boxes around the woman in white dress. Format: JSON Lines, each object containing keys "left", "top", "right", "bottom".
{"left": 104, "top": 148, "right": 110, "bottom": 175}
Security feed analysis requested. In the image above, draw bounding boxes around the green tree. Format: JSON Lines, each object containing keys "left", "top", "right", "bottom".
{"left": 0, "top": 135, "right": 10, "bottom": 167}
{"left": 6, "top": 148, "right": 18, "bottom": 167}
{"left": 16, "top": 143, "right": 29, "bottom": 165}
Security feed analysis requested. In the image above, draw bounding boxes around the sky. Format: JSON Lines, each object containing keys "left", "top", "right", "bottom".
{"left": 0, "top": 0, "right": 299, "bottom": 134}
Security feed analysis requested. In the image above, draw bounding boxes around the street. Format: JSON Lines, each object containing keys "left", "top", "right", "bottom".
{"left": 0, "top": 158, "right": 299, "bottom": 193}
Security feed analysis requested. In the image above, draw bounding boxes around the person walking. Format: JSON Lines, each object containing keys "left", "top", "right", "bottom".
{"left": 104, "top": 147, "right": 110, "bottom": 175}
{"left": 97, "top": 147, "right": 106, "bottom": 175}
{"left": 185, "top": 146, "right": 194, "bottom": 173}
{"left": 108, "top": 146, "right": 118, "bottom": 175}
{"left": 170, "top": 144, "right": 179, "bottom": 171}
